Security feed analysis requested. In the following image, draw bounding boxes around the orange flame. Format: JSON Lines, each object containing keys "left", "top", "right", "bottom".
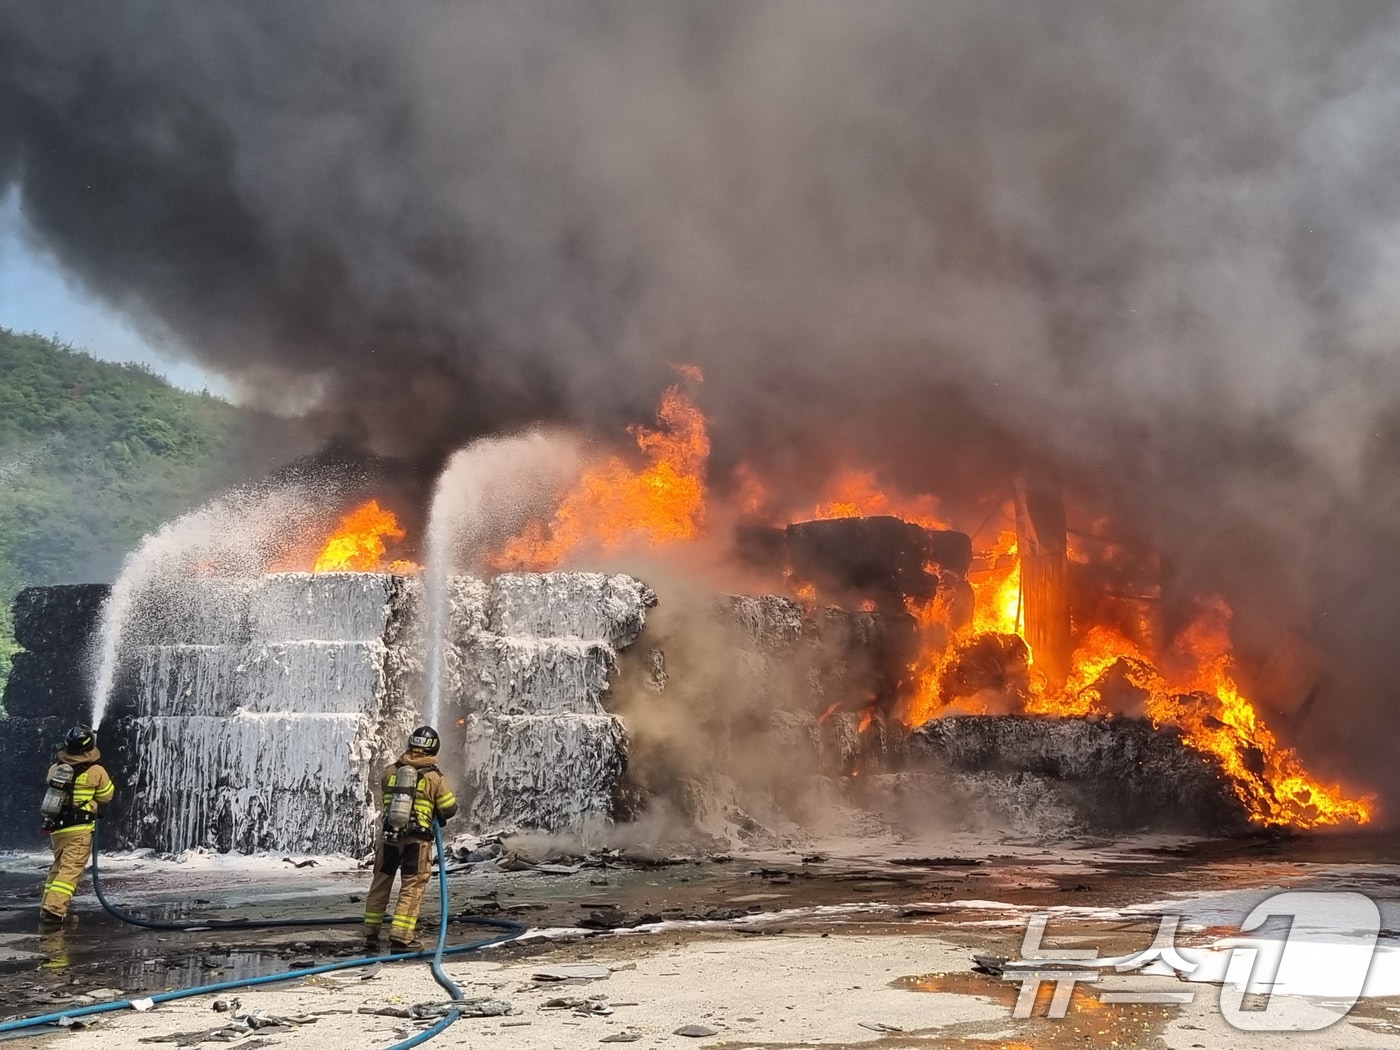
{"left": 969, "top": 529, "right": 1021, "bottom": 636}
{"left": 493, "top": 368, "right": 709, "bottom": 570}
{"left": 312, "top": 500, "right": 418, "bottom": 574}
{"left": 904, "top": 541, "right": 1372, "bottom": 826}
{"left": 807, "top": 469, "right": 949, "bottom": 530}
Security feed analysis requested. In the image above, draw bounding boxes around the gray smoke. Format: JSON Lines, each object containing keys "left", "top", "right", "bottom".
{"left": 4, "top": 1, "right": 1400, "bottom": 806}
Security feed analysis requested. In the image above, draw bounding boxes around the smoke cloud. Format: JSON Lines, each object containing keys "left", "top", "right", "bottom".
{"left": 5, "top": 2, "right": 1400, "bottom": 802}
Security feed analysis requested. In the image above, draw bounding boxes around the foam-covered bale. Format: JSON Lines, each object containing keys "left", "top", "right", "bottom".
{"left": 486, "top": 572, "right": 655, "bottom": 646}
{"left": 134, "top": 645, "right": 242, "bottom": 717}
{"left": 134, "top": 577, "right": 251, "bottom": 645}
{"left": 443, "top": 575, "right": 489, "bottom": 640}
{"left": 13, "top": 584, "right": 110, "bottom": 652}
{"left": 1, "top": 650, "right": 93, "bottom": 721}
{"left": 247, "top": 572, "right": 404, "bottom": 643}
{"left": 240, "top": 641, "right": 389, "bottom": 715}
{"left": 0, "top": 716, "right": 68, "bottom": 848}
{"left": 416, "top": 575, "right": 490, "bottom": 710}
{"left": 902, "top": 716, "right": 1250, "bottom": 833}
{"left": 720, "top": 595, "right": 805, "bottom": 653}
{"left": 130, "top": 712, "right": 378, "bottom": 854}
{"left": 462, "top": 713, "right": 626, "bottom": 833}
{"left": 818, "top": 711, "right": 863, "bottom": 773}
{"left": 455, "top": 635, "right": 615, "bottom": 716}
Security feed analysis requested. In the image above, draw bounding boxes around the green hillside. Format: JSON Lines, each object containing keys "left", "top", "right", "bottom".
{"left": 0, "top": 327, "right": 254, "bottom": 691}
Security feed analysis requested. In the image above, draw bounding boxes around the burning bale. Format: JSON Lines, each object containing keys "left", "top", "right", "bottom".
{"left": 936, "top": 633, "right": 1032, "bottom": 710}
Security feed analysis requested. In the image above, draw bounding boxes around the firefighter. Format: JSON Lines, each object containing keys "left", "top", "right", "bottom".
{"left": 363, "top": 725, "right": 459, "bottom": 952}
{"left": 38, "top": 725, "right": 116, "bottom": 926}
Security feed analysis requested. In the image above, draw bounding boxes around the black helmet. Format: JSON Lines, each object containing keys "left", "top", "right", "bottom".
{"left": 65, "top": 725, "right": 96, "bottom": 753}
{"left": 407, "top": 725, "right": 441, "bottom": 755}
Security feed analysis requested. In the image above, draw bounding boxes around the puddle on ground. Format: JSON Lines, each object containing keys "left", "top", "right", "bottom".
{"left": 894, "top": 971, "right": 1177, "bottom": 1050}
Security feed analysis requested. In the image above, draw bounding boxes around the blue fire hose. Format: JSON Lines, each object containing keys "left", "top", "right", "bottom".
{"left": 0, "top": 823, "right": 519, "bottom": 1048}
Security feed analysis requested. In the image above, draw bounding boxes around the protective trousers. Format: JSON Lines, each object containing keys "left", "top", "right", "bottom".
{"left": 363, "top": 838, "right": 433, "bottom": 944}
{"left": 42, "top": 829, "right": 93, "bottom": 919}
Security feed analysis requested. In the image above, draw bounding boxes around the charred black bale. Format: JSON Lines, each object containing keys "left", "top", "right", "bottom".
{"left": 2, "top": 652, "right": 93, "bottom": 721}
{"left": 3, "top": 584, "right": 108, "bottom": 721}
{"left": 786, "top": 516, "right": 971, "bottom": 609}
{"left": 0, "top": 716, "right": 66, "bottom": 848}
{"left": 902, "top": 715, "right": 1251, "bottom": 834}
{"left": 732, "top": 524, "right": 789, "bottom": 573}
{"left": 13, "top": 584, "right": 110, "bottom": 652}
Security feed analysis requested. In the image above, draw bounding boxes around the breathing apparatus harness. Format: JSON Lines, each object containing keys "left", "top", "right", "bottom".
{"left": 383, "top": 759, "right": 440, "bottom": 842}
{"left": 39, "top": 759, "right": 98, "bottom": 833}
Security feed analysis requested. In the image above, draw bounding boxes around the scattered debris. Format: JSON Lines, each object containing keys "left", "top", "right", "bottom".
{"left": 304, "top": 962, "right": 382, "bottom": 987}
{"left": 80, "top": 987, "right": 126, "bottom": 1002}
{"left": 889, "top": 857, "right": 984, "bottom": 867}
{"left": 358, "top": 999, "right": 513, "bottom": 1021}
{"left": 140, "top": 1010, "right": 321, "bottom": 1045}
{"left": 533, "top": 964, "right": 612, "bottom": 982}
{"left": 132, "top": 998, "right": 156, "bottom": 1012}
{"left": 542, "top": 997, "right": 614, "bottom": 1016}
{"left": 456, "top": 998, "right": 514, "bottom": 1018}
{"left": 971, "top": 955, "right": 1007, "bottom": 976}
{"left": 858, "top": 1020, "right": 905, "bottom": 1033}
{"left": 600, "top": 1033, "right": 641, "bottom": 1043}
{"left": 674, "top": 1024, "right": 719, "bottom": 1037}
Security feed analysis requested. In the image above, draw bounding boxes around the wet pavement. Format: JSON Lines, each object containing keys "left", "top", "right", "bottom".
{"left": 3, "top": 828, "right": 1400, "bottom": 1043}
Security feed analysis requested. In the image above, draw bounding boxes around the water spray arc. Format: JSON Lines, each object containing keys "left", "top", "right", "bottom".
{"left": 87, "top": 482, "right": 353, "bottom": 728}
{"left": 423, "top": 431, "right": 582, "bottom": 726}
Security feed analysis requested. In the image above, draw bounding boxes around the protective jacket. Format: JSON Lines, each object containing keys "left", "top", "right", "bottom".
{"left": 380, "top": 751, "right": 458, "bottom": 840}
{"left": 46, "top": 746, "right": 115, "bottom": 836}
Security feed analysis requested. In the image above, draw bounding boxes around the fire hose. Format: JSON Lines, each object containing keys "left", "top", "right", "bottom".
{"left": 0, "top": 823, "right": 520, "bottom": 1049}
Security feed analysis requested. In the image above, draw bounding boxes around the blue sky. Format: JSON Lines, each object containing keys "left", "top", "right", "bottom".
{"left": 0, "top": 189, "right": 230, "bottom": 396}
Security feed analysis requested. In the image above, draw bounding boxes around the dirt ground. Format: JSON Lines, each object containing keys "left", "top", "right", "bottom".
{"left": 3, "top": 829, "right": 1399, "bottom": 1048}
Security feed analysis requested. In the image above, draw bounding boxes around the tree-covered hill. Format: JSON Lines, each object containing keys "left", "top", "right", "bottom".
{"left": 0, "top": 327, "right": 264, "bottom": 691}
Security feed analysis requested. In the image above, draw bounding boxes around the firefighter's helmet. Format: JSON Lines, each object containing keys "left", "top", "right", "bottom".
{"left": 64, "top": 725, "right": 96, "bottom": 753}
{"left": 407, "top": 725, "right": 441, "bottom": 755}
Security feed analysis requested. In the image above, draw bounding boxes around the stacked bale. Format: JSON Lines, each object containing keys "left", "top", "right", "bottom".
{"left": 900, "top": 715, "right": 1251, "bottom": 833}
{"left": 125, "top": 573, "right": 418, "bottom": 854}
{"left": 2, "top": 584, "right": 107, "bottom": 720}
{"left": 448, "top": 572, "right": 654, "bottom": 834}
{"left": 0, "top": 585, "right": 109, "bottom": 848}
